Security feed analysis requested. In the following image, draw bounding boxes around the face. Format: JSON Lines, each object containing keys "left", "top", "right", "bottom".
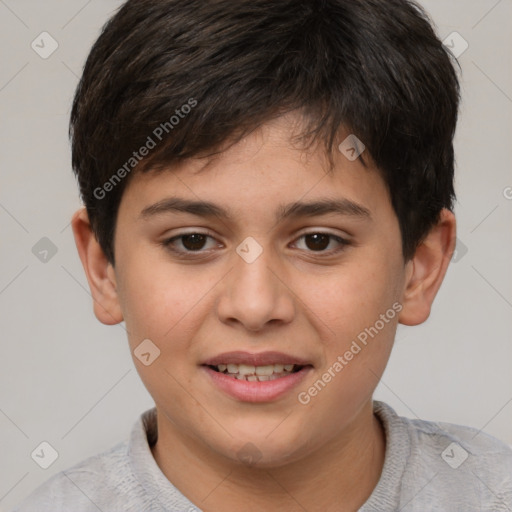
{"left": 111, "top": 113, "right": 409, "bottom": 466}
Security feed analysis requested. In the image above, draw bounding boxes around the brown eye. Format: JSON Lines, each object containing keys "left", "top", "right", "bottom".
{"left": 162, "top": 232, "right": 218, "bottom": 255}
{"left": 293, "top": 232, "right": 350, "bottom": 254}
{"left": 304, "top": 233, "right": 331, "bottom": 251}
{"left": 180, "top": 233, "right": 208, "bottom": 251}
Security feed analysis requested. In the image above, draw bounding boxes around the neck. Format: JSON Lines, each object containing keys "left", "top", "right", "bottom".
{"left": 151, "top": 399, "right": 385, "bottom": 512}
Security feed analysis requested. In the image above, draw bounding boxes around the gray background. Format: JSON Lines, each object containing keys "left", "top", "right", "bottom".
{"left": 0, "top": 0, "right": 511, "bottom": 509}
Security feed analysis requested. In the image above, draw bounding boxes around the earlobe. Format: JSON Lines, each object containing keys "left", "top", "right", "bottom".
{"left": 71, "top": 207, "right": 124, "bottom": 325}
{"left": 398, "top": 209, "right": 456, "bottom": 326}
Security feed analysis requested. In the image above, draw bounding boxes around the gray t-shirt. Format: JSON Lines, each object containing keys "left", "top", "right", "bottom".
{"left": 11, "top": 401, "right": 512, "bottom": 511}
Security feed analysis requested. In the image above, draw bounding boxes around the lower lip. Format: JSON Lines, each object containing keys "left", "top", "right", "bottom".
{"left": 202, "top": 366, "right": 313, "bottom": 403}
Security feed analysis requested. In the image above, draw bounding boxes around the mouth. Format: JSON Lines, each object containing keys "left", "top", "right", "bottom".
{"left": 200, "top": 351, "right": 314, "bottom": 402}
{"left": 206, "top": 363, "right": 305, "bottom": 382}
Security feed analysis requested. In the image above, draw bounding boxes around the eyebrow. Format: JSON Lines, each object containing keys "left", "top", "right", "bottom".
{"left": 139, "top": 197, "right": 372, "bottom": 223}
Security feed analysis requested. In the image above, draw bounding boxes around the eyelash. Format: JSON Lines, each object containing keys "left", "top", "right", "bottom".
{"left": 161, "top": 231, "right": 351, "bottom": 258}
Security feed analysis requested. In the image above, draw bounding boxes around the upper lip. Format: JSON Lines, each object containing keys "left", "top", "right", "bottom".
{"left": 202, "top": 351, "right": 313, "bottom": 367}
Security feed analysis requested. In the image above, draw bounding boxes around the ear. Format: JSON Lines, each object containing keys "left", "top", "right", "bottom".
{"left": 71, "top": 207, "right": 123, "bottom": 325}
{"left": 398, "top": 208, "right": 456, "bottom": 326}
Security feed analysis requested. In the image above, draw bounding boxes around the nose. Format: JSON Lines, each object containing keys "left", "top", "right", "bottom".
{"left": 215, "top": 241, "right": 295, "bottom": 332}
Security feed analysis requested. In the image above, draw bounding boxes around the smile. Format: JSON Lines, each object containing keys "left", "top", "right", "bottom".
{"left": 201, "top": 352, "right": 314, "bottom": 402}
{"left": 208, "top": 363, "right": 303, "bottom": 381}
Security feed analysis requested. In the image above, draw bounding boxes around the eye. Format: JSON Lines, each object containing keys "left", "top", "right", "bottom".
{"left": 292, "top": 232, "right": 350, "bottom": 253}
{"left": 162, "top": 232, "right": 219, "bottom": 255}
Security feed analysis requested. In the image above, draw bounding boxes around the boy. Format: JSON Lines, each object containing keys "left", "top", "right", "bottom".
{"left": 13, "top": 0, "right": 512, "bottom": 510}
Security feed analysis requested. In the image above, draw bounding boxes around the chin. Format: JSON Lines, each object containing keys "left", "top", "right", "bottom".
{"left": 210, "top": 428, "right": 309, "bottom": 469}
{"left": 226, "top": 442, "right": 305, "bottom": 469}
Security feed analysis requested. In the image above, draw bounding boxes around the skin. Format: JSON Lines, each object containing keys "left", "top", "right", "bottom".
{"left": 72, "top": 112, "right": 456, "bottom": 511}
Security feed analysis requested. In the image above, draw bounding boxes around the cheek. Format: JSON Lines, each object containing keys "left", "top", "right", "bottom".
{"left": 296, "top": 250, "right": 401, "bottom": 402}
{"left": 117, "top": 260, "right": 203, "bottom": 415}
{"left": 119, "top": 255, "right": 212, "bottom": 344}
{"left": 300, "top": 256, "right": 399, "bottom": 336}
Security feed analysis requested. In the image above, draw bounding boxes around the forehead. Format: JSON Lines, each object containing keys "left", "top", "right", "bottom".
{"left": 119, "top": 115, "right": 391, "bottom": 225}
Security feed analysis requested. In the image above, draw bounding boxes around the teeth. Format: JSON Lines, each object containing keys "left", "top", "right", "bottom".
{"left": 255, "top": 365, "right": 274, "bottom": 376}
{"left": 216, "top": 363, "right": 297, "bottom": 374}
{"left": 212, "top": 362, "right": 303, "bottom": 381}
{"left": 238, "top": 364, "right": 256, "bottom": 376}
{"left": 227, "top": 364, "right": 239, "bottom": 374}
{"left": 233, "top": 374, "right": 284, "bottom": 381}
